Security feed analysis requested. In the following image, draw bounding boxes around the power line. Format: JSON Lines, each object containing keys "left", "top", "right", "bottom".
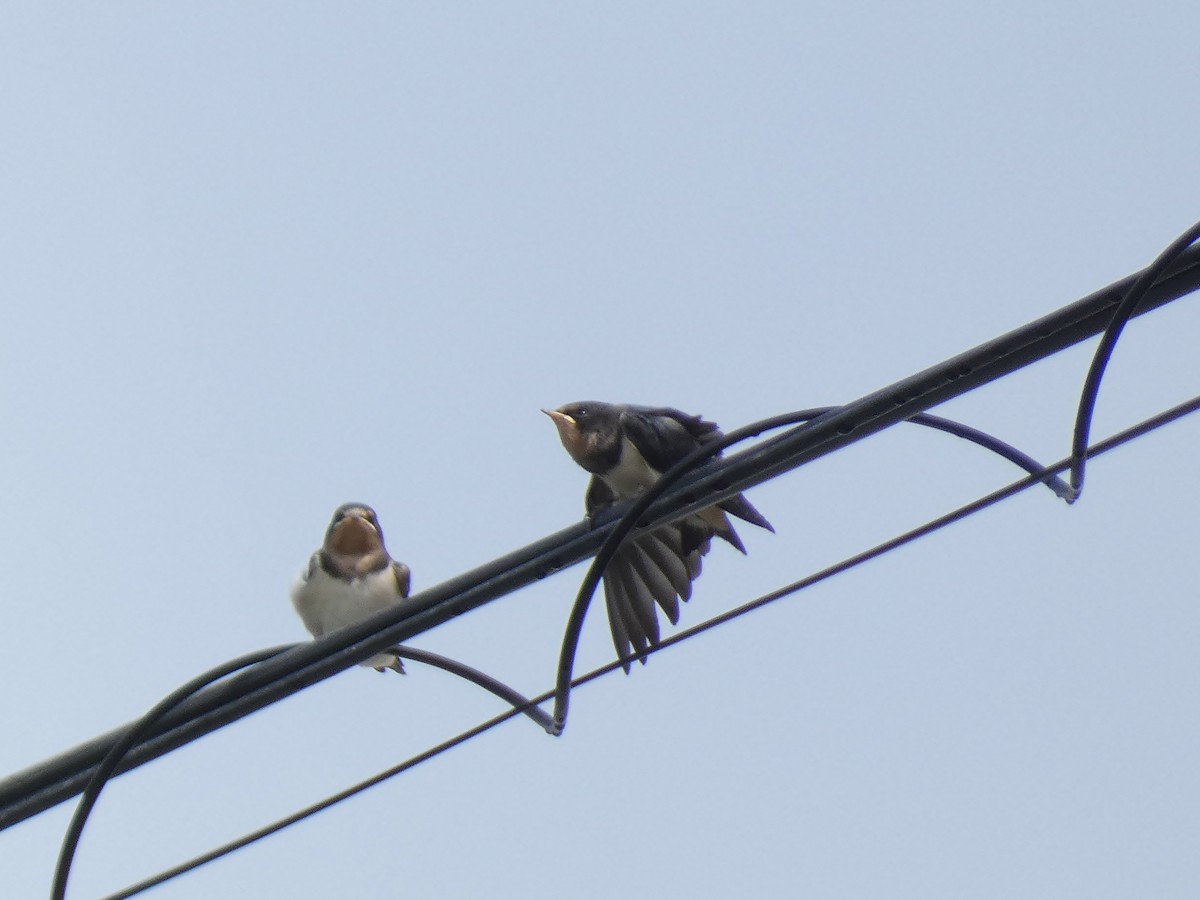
{"left": 555, "top": 220, "right": 1200, "bottom": 730}
{"left": 50, "top": 644, "right": 558, "bottom": 900}
{"left": 2, "top": 231, "right": 1198, "bottom": 831}
{"left": 57, "top": 401, "right": 1095, "bottom": 896}
{"left": 50, "top": 647, "right": 291, "bottom": 900}
{"left": 17, "top": 221, "right": 1200, "bottom": 896}
{"left": 99, "top": 393, "right": 1200, "bottom": 899}
{"left": 1069, "top": 219, "right": 1200, "bottom": 496}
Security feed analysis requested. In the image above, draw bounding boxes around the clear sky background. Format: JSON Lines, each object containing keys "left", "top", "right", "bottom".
{"left": 1, "top": 4, "right": 1197, "bottom": 898}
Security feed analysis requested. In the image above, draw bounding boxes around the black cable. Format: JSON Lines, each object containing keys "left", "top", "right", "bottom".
{"left": 78, "top": 405, "right": 1086, "bottom": 890}
{"left": 392, "top": 646, "right": 555, "bottom": 734}
{"left": 552, "top": 406, "right": 1072, "bottom": 731}
{"left": 1069, "top": 219, "right": 1200, "bottom": 500}
{"left": 654, "top": 394, "right": 1200, "bottom": 653}
{"left": 102, "top": 658, "right": 621, "bottom": 900}
{"left": 58, "top": 644, "right": 553, "bottom": 899}
{"left": 907, "top": 412, "right": 1072, "bottom": 500}
{"left": 66, "top": 405, "right": 1074, "bottom": 891}
{"left": 7, "top": 237, "right": 1199, "bottom": 832}
{"left": 51, "top": 645, "right": 294, "bottom": 900}
{"left": 33, "top": 226, "right": 1200, "bottom": 894}
{"left": 102, "top": 395, "right": 1200, "bottom": 900}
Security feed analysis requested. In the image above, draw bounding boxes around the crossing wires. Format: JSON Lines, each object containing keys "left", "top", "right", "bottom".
{"left": 1, "top": 221, "right": 1198, "bottom": 898}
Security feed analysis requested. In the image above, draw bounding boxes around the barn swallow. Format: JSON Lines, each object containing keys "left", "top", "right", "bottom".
{"left": 543, "top": 402, "right": 773, "bottom": 670}
{"left": 290, "top": 503, "right": 412, "bottom": 674}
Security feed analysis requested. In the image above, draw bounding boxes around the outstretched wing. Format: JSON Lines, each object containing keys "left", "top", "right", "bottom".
{"left": 619, "top": 405, "right": 721, "bottom": 473}
{"left": 622, "top": 405, "right": 774, "bottom": 547}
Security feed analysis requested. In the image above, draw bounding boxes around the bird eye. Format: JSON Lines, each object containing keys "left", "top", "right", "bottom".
{"left": 575, "top": 407, "right": 588, "bottom": 419}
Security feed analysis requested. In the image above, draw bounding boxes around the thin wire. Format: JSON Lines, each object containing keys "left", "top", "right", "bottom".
{"left": 652, "top": 393, "right": 1200, "bottom": 652}
{"left": 102, "top": 394, "right": 1199, "bottom": 900}
{"left": 51, "top": 645, "right": 294, "bottom": 900}
{"left": 393, "top": 646, "right": 556, "bottom": 734}
{"left": 10, "top": 243, "right": 1200, "bottom": 837}
{"left": 62, "top": 644, "right": 554, "bottom": 899}
{"left": 103, "top": 664, "right": 616, "bottom": 900}
{"left": 552, "top": 406, "right": 1073, "bottom": 731}
{"left": 1069, "top": 219, "right": 1200, "bottom": 500}
{"left": 84, "top": 405, "right": 1082, "bottom": 892}
{"left": 908, "top": 412, "right": 1072, "bottom": 500}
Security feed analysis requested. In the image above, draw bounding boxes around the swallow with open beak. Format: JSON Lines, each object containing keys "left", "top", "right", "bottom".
{"left": 543, "top": 402, "right": 773, "bottom": 670}
{"left": 290, "top": 503, "right": 412, "bottom": 674}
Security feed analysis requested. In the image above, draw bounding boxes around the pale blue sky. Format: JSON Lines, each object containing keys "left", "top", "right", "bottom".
{"left": 2, "top": 3, "right": 1198, "bottom": 898}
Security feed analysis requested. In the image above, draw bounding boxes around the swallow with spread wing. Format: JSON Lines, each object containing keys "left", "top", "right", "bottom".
{"left": 544, "top": 402, "right": 773, "bottom": 670}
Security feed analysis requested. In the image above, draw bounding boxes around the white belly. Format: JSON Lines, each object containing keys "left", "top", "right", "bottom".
{"left": 601, "top": 436, "right": 662, "bottom": 499}
{"left": 290, "top": 565, "right": 402, "bottom": 669}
